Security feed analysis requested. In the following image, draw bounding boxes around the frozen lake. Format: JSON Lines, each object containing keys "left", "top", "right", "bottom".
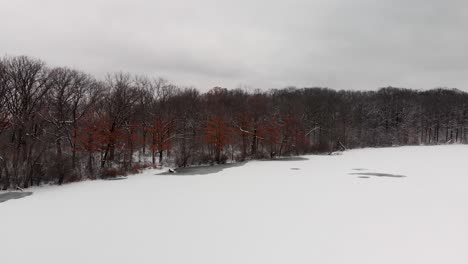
{"left": 1, "top": 145, "right": 467, "bottom": 264}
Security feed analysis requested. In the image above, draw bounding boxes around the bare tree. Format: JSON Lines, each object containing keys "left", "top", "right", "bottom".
{"left": 44, "top": 67, "right": 101, "bottom": 184}
{"left": 3, "top": 56, "right": 51, "bottom": 188}
{"left": 100, "top": 73, "right": 140, "bottom": 169}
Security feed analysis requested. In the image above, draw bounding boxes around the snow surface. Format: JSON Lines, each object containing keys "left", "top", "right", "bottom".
{"left": 1, "top": 145, "right": 468, "bottom": 264}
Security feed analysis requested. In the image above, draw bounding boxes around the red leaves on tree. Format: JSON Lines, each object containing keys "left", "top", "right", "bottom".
{"left": 149, "top": 119, "right": 173, "bottom": 152}
{"left": 74, "top": 111, "right": 109, "bottom": 154}
{"left": 147, "top": 118, "right": 174, "bottom": 163}
{"left": 0, "top": 115, "right": 11, "bottom": 133}
{"left": 204, "top": 115, "right": 232, "bottom": 162}
{"left": 122, "top": 121, "right": 143, "bottom": 153}
{"left": 282, "top": 115, "right": 308, "bottom": 153}
{"left": 260, "top": 118, "right": 281, "bottom": 157}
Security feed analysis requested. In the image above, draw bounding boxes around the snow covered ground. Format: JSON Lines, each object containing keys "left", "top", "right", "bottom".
{"left": 1, "top": 145, "right": 468, "bottom": 264}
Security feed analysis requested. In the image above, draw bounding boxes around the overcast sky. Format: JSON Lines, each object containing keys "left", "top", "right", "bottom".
{"left": 1, "top": 0, "right": 467, "bottom": 91}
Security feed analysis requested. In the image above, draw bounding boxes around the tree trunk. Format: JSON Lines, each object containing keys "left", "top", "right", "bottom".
{"left": 0, "top": 158, "right": 10, "bottom": 190}
{"left": 57, "top": 138, "right": 65, "bottom": 185}
{"left": 251, "top": 129, "right": 257, "bottom": 155}
{"left": 71, "top": 126, "right": 77, "bottom": 169}
{"left": 142, "top": 130, "right": 147, "bottom": 155}
{"left": 101, "top": 146, "right": 110, "bottom": 168}
{"left": 88, "top": 151, "right": 94, "bottom": 175}
{"left": 241, "top": 133, "right": 247, "bottom": 160}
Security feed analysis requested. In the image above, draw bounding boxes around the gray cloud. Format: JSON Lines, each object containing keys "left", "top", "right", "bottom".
{"left": 1, "top": 0, "right": 467, "bottom": 90}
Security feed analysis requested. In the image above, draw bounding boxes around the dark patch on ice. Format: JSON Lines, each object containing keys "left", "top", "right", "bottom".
{"left": 352, "top": 168, "right": 368, "bottom": 171}
{"left": 290, "top": 168, "right": 301, "bottom": 170}
{"left": 350, "top": 172, "right": 407, "bottom": 178}
{"left": 103, "top": 176, "right": 127, "bottom": 181}
{"left": 0, "top": 192, "right": 33, "bottom": 203}
{"left": 269, "top": 157, "right": 309, "bottom": 161}
{"left": 160, "top": 162, "right": 247, "bottom": 176}
{"left": 358, "top": 176, "right": 370, "bottom": 179}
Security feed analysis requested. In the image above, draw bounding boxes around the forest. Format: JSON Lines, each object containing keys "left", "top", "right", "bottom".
{"left": 1, "top": 55, "right": 467, "bottom": 189}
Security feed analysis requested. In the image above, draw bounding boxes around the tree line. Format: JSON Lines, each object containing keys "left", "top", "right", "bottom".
{"left": 1, "top": 55, "right": 467, "bottom": 189}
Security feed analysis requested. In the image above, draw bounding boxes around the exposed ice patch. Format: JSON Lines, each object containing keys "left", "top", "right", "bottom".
{"left": 350, "top": 172, "right": 406, "bottom": 178}
{"left": 0, "top": 192, "right": 33, "bottom": 203}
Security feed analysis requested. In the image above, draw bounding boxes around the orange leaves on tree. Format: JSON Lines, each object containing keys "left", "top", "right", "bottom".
{"left": 122, "top": 121, "right": 143, "bottom": 149}
{"left": 282, "top": 115, "right": 308, "bottom": 150}
{"left": 75, "top": 111, "right": 124, "bottom": 154}
{"left": 261, "top": 119, "right": 281, "bottom": 147}
{"left": 74, "top": 111, "right": 107, "bottom": 154}
{"left": 204, "top": 115, "right": 232, "bottom": 161}
{"left": 147, "top": 118, "right": 173, "bottom": 154}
